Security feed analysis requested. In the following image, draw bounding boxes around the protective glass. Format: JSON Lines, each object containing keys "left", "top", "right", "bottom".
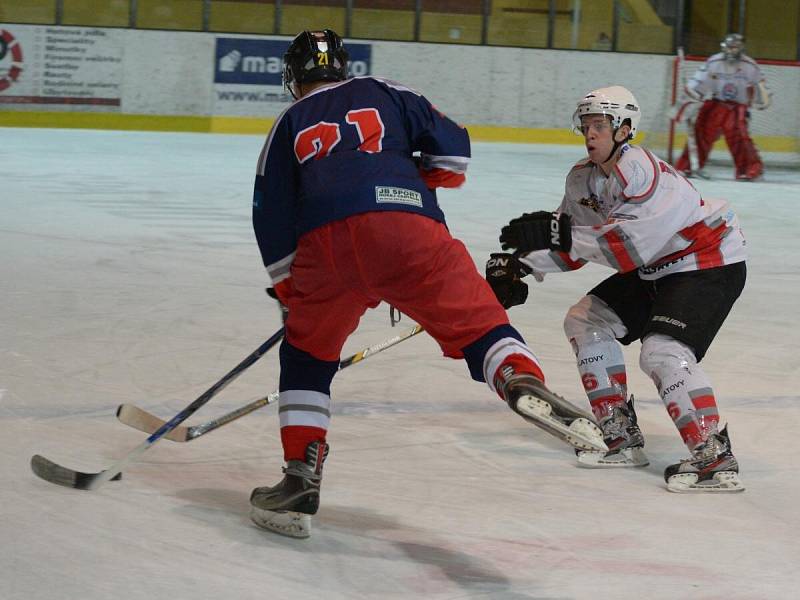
{"left": 572, "top": 113, "right": 613, "bottom": 135}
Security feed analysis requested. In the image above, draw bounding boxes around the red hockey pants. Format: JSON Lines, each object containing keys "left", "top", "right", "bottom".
{"left": 279, "top": 211, "right": 511, "bottom": 361}
{"left": 676, "top": 100, "right": 763, "bottom": 179}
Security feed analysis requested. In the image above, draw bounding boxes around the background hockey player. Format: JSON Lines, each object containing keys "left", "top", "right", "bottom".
{"left": 675, "top": 33, "right": 771, "bottom": 180}
{"left": 249, "top": 30, "right": 605, "bottom": 538}
{"left": 486, "top": 86, "right": 747, "bottom": 493}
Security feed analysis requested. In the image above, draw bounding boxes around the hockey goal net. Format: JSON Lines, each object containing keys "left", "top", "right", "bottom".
{"left": 646, "top": 53, "right": 800, "bottom": 169}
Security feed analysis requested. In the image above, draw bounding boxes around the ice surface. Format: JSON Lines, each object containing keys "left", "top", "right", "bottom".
{"left": 2, "top": 128, "right": 798, "bottom": 599}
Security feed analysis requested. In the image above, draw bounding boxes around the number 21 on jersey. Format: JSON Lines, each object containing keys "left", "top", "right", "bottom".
{"left": 294, "top": 108, "right": 385, "bottom": 163}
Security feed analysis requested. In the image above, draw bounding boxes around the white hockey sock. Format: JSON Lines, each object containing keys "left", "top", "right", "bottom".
{"left": 640, "top": 334, "right": 720, "bottom": 449}
{"left": 564, "top": 295, "right": 630, "bottom": 421}
{"left": 482, "top": 337, "right": 542, "bottom": 395}
{"left": 575, "top": 338, "right": 628, "bottom": 421}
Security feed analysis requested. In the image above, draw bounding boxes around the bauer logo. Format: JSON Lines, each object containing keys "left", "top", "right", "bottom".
{"left": 214, "top": 37, "right": 371, "bottom": 86}
{"left": 375, "top": 186, "right": 423, "bottom": 207}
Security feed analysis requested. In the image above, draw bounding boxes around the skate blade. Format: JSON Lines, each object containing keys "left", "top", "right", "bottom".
{"left": 250, "top": 506, "right": 311, "bottom": 538}
{"left": 666, "top": 471, "right": 745, "bottom": 493}
{"left": 577, "top": 447, "right": 649, "bottom": 468}
{"left": 515, "top": 396, "right": 608, "bottom": 452}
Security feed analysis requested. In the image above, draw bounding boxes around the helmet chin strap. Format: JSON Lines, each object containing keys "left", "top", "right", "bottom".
{"left": 604, "top": 129, "right": 626, "bottom": 163}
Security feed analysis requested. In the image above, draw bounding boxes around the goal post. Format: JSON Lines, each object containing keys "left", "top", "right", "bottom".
{"left": 644, "top": 52, "right": 800, "bottom": 169}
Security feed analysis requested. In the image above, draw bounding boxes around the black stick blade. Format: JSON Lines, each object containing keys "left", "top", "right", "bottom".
{"left": 30, "top": 455, "right": 121, "bottom": 490}
{"left": 30, "top": 454, "right": 97, "bottom": 489}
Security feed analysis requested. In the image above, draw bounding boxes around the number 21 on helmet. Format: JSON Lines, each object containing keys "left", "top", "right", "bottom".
{"left": 283, "top": 29, "right": 349, "bottom": 99}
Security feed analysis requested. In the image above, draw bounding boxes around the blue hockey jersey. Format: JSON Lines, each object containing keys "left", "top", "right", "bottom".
{"left": 252, "top": 76, "right": 471, "bottom": 285}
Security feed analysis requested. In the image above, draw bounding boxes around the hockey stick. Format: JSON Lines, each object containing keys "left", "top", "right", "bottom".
{"left": 116, "top": 324, "right": 425, "bottom": 442}
{"left": 675, "top": 47, "right": 703, "bottom": 175}
{"left": 30, "top": 327, "right": 285, "bottom": 490}
{"left": 685, "top": 114, "right": 702, "bottom": 176}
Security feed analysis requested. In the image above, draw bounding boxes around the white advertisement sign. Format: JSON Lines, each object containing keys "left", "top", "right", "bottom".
{"left": 0, "top": 24, "right": 122, "bottom": 111}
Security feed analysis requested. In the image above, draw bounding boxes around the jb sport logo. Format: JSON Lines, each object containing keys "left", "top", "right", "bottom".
{"left": 0, "top": 29, "right": 24, "bottom": 92}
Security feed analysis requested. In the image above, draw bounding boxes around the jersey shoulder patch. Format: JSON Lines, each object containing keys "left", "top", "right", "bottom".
{"left": 565, "top": 158, "right": 593, "bottom": 186}
{"left": 612, "top": 146, "right": 660, "bottom": 203}
{"left": 568, "top": 157, "right": 593, "bottom": 174}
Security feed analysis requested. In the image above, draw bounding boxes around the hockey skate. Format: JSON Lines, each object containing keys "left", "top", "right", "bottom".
{"left": 250, "top": 440, "right": 328, "bottom": 539}
{"left": 577, "top": 396, "right": 649, "bottom": 468}
{"left": 664, "top": 425, "right": 744, "bottom": 493}
{"left": 504, "top": 375, "right": 607, "bottom": 452}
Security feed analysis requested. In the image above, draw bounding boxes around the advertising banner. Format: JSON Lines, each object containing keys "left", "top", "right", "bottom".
{"left": 0, "top": 24, "right": 122, "bottom": 111}
{"left": 212, "top": 35, "right": 371, "bottom": 116}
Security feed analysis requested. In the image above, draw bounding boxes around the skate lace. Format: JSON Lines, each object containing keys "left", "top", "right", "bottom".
{"left": 281, "top": 441, "right": 328, "bottom": 481}
{"left": 283, "top": 461, "right": 322, "bottom": 481}
{"left": 684, "top": 435, "right": 725, "bottom": 465}
{"left": 601, "top": 406, "right": 631, "bottom": 440}
{"left": 602, "top": 419, "right": 625, "bottom": 441}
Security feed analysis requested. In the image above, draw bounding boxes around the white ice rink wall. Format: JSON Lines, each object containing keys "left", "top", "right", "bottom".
{"left": 1, "top": 23, "right": 798, "bottom": 150}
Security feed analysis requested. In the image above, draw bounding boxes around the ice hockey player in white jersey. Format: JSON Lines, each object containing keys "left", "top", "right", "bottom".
{"left": 675, "top": 33, "right": 771, "bottom": 180}
{"left": 485, "top": 86, "right": 747, "bottom": 492}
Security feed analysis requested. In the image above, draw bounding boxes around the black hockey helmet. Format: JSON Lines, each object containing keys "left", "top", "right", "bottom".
{"left": 283, "top": 29, "right": 349, "bottom": 99}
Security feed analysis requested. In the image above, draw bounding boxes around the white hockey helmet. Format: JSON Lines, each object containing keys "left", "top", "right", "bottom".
{"left": 572, "top": 86, "right": 641, "bottom": 140}
{"left": 721, "top": 33, "right": 744, "bottom": 60}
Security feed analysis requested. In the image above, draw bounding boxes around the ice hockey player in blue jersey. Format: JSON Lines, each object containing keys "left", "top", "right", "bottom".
{"left": 249, "top": 29, "right": 606, "bottom": 538}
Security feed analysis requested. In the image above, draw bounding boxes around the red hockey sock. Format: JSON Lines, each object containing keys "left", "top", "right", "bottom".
{"left": 492, "top": 353, "right": 545, "bottom": 400}
{"left": 673, "top": 391, "right": 720, "bottom": 450}
{"left": 281, "top": 425, "right": 327, "bottom": 461}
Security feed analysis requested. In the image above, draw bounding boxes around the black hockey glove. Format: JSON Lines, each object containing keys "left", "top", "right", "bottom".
{"left": 266, "top": 287, "right": 288, "bottom": 324}
{"left": 499, "top": 211, "right": 572, "bottom": 253}
{"left": 485, "top": 253, "right": 531, "bottom": 309}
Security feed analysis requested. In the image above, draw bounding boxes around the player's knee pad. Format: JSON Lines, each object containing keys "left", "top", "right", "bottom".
{"left": 639, "top": 333, "right": 698, "bottom": 381}
{"left": 563, "top": 295, "right": 627, "bottom": 351}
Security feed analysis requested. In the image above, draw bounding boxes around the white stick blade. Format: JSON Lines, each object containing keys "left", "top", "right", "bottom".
{"left": 116, "top": 404, "right": 190, "bottom": 442}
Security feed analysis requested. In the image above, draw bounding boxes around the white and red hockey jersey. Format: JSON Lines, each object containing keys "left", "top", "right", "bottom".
{"left": 686, "top": 52, "right": 765, "bottom": 105}
{"left": 519, "top": 145, "right": 746, "bottom": 280}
